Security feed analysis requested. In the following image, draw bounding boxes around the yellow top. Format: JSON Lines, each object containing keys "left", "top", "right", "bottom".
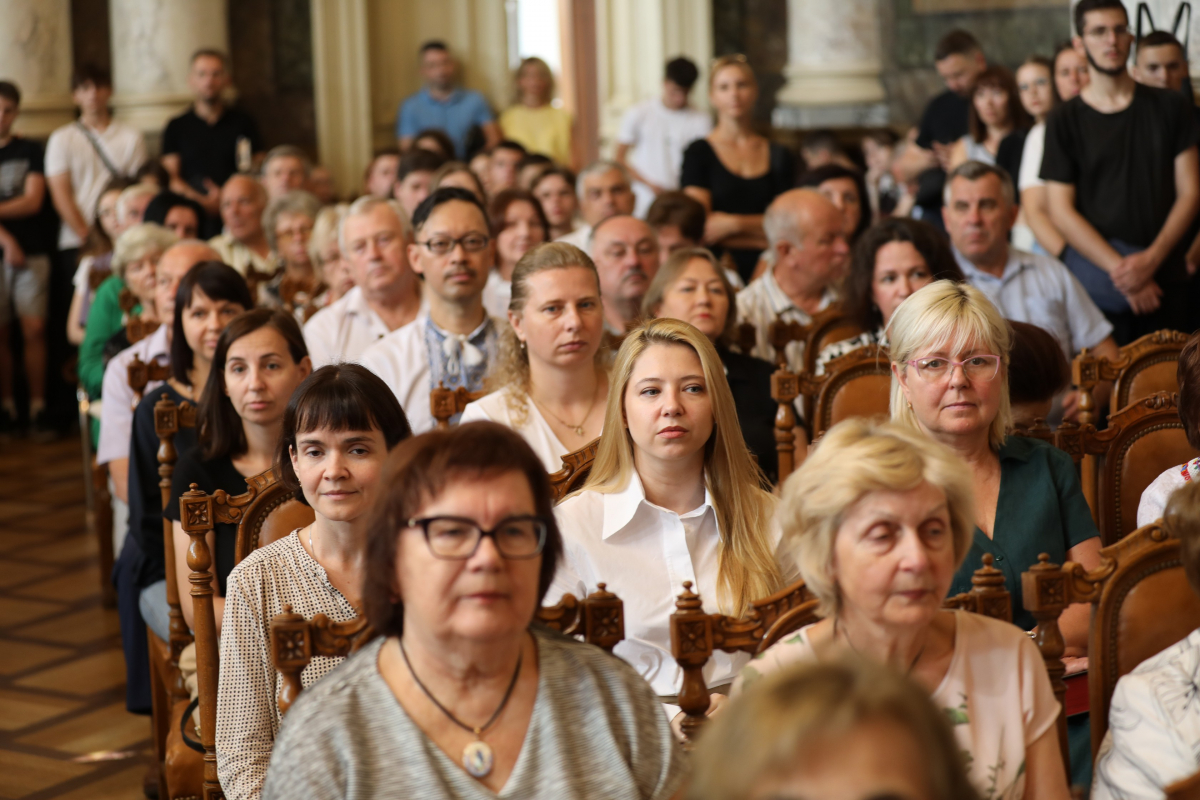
{"left": 499, "top": 104, "right": 573, "bottom": 166}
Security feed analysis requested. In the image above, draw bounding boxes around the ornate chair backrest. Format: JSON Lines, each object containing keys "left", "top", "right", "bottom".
{"left": 1057, "top": 393, "right": 1195, "bottom": 544}
{"left": 549, "top": 438, "right": 600, "bottom": 503}
{"left": 271, "top": 584, "right": 626, "bottom": 717}
{"left": 430, "top": 381, "right": 487, "bottom": 430}
{"left": 769, "top": 366, "right": 802, "bottom": 484}
{"left": 1023, "top": 522, "right": 1200, "bottom": 765}
{"left": 805, "top": 344, "right": 891, "bottom": 439}
{"left": 277, "top": 276, "right": 326, "bottom": 322}
{"left": 177, "top": 465, "right": 316, "bottom": 796}
{"left": 243, "top": 264, "right": 279, "bottom": 304}
{"left": 119, "top": 286, "right": 154, "bottom": 345}
{"left": 736, "top": 321, "right": 757, "bottom": 356}
{"left": 1074, "top": 330, "right": 1187, "bottom": 425}
{"left": 767, "top": 305, "right": 861, "bottom": 374}
{"left": 671, "top": 555, "right": 1010, "bottom": 744}
{"left": 127, "top": 355, "right": 171, "bottom": 408}
{"left": 88, "top": 266, "right": 113, "bottom": 291}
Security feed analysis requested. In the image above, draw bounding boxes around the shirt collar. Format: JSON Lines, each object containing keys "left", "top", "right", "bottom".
{"left": 424, "top": 313, "right": 493, "bottom": 343}
{"left": 953, "top": 245, "right": 1025, "bottom": 285}
{"left": 600, "top": 471, "right": 716, "bottom": 540}
{"left": 762, "top": 267, "right": 836, "bottom": 316}
{"left": 421, "top": 86, "right": 462, "bottom": 105}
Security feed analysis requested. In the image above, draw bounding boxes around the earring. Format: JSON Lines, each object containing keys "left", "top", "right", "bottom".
{"left": 520, "top": 340, "right": 527, "bottom": 351}
{"left": 907, "top": 401, "right": 913, "bottom": 410}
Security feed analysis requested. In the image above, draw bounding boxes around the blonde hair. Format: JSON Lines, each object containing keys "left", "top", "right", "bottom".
{"left": 708, "top": 54, "right": 757, "bottom": 90}
{"left": 515, "top": 56, "right": 555, "bottom": 105}
{"left": 112, "top": 223, "right": 178, "bottom": 278}
{"left": 689, "top": 657, "right": 981, "bottom": 800}
{"left": 887, "top": 280, "right": 1013, "bottom": 450}
{"left": 642, "top": 248, "right": 737, "bottom": 347}
{"left": 116, "top": 183, "right": 159, "bottom": 226}
{"left": 582, "top": 318, "right": 782, "bottom": 616}
{"left": 778, "top": 418, "right": 975, "bottom": 617}
{"left": 487, "top": 242, "right": 606, "bottom": 426}
{"left": 308, "top": 203, "right": 348, "bottom": 278}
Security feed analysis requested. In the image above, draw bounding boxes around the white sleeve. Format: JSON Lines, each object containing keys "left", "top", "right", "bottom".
{"left": 96, "top": 353, "right": 136, "bottom": 465}
{"left": 1138, "top": 468, "right": 1182, "bottom": 527}
{"left": 1093, "top": 673, "right": 1196, "bottom": 800}
{"left": 1018, "top": 125, "right": 1046, "bottom": 192}
{"left": 302, "top": 313, "right": 335, "bottom": 370}
{"left": 44, "top": 129, "right": 70, "bottom": 178}
{"left": 73, "top": 255, "right": 94, "bottom": 293}
{"left": 616, "top": 104, "right": 643, "bottom": 146}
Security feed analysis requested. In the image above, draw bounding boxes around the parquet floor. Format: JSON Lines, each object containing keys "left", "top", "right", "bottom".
{"left": 0, "top": 437, "right": 151, "bottom": 799}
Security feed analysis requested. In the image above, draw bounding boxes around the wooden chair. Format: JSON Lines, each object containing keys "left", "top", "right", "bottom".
{"left": 1074, "top": 329, "right": 1188, "bottom": 426}
{"left": 118, "top": 286, "right": 155, "bottom": 345}
{"left": 1023, "top": 522, "right": 1200, "bottom": 767}
{"left": 277, "top": 276, "right": 327, "bottom": 323}
{"left": 88, "top": 264, "right": 113, "bottom": 290}
{"left": 548, "top": 437, "right": 600, "bottom": 502}
{"left": 766, "top": 305, "right": 863, "bottom": 375}
{"left": 77, "top": 387, "right": 116, "bottom": 609}
{"left": 430, "top": 381, "right": 486, "bottom": 429}
{"left": 798, "top": 344, "right": 892, "bottom": 440}
{"left": 177, "top": 466, "right": 316, "bottom": 798}
{"left": 1055, "top": 392, "right": 1196, "bottom": 544}
{"left": 671, "top": 554, "right": 1010, "bottom": 743}
{"left": 1168, "top": 769, "right": 1200, "bottom": 800}
{"left": 127, "top": 354, "right": 171, "bottom": 408}
{"left": 270, "top": 584, "right": 626, "bottom": 716}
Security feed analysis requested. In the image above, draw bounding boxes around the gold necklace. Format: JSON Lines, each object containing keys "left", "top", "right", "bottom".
{"left": 531, "top": 382, "right": 599, "bottom": 438}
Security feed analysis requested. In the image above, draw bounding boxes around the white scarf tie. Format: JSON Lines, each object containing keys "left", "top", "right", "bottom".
{"left": 442, "top": 333, "right": 485, "bottom": 374}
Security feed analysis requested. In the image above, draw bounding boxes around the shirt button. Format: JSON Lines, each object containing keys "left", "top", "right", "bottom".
{"left": 994, "top": 555, "right": 1004, "bottom": 562}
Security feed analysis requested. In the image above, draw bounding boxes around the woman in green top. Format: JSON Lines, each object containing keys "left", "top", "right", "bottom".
{"left": 888, "top": 279, "right": 1101, "bottom": 787}
{"left": 77, "top": 222, "right": 177, "bottom": 399}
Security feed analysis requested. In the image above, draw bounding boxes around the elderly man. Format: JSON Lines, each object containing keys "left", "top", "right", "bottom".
{"left": 737, "top": 189, "right": 847, "bottom": 372}
{"left": 208, "top": 174, "right": 273, "bottom": 277}
{"left": 361, "top": 187, "right": 498, "bottom": 432}
{"left": 945, "top": 161, "right": 1119, "bottom": 418}
{"left": 556, "top": 161, "right": 636, "bottom": 252}
{"left": 590, "top": 215, "right": 659, "bottom": 335}
{"left": 303, "top": 196, "right": 422, "bottom": 367}
{"left": 261, "top": 145, "right": 310, "bottom": 201}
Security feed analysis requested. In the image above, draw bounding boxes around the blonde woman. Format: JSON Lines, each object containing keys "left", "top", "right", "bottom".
{"left": 499, "top": 57, "right": 574, "bottom": 168}
{"left": 737, "top": 418, "right": 1066, "bottom": 800}
{"left": 461, "top": 242, "right": 607, "bottom": 472}
{"left": 551, "top": 317, "right": 788, "bottom": 723}
{"left": 307, "top": 203, "right": 354, "bottom": 310}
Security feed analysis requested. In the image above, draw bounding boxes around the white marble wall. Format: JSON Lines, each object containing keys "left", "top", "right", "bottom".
{"left": 2, "top": 0, "right": 75, "bottom": 137}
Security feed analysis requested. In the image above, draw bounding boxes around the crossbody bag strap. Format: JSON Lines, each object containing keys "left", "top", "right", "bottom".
{"left": 74, "top": 121, "right": 126, "bottom": 181}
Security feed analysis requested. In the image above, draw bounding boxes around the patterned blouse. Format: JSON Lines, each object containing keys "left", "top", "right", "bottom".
{"left": 216, "top": 530, "right": 358, "bottom": 800}
{"left": 814, "top": 327, "right": 887, "bottom": 375}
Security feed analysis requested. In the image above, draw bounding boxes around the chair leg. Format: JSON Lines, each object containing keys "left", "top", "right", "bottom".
{"left": 148, "top": 630, "right": 171, "bottom": 799}
{"left": 79, "top": 390, "right": 116, "bottom": 607}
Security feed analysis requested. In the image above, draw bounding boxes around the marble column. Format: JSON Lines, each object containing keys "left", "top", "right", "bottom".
{"left": 774, "top": 0, "right": 888, "bottom": 128}
{"left": 108, "top": 0, "right": 229, "bottom": 135}
{"left": 1, "top": 0, "right": 75, "bottom": 138}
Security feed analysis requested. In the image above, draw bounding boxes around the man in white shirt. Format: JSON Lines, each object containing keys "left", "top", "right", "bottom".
{"left": 591, "top": 215, "right": 660, "bottom": 335}
{"left": 361, "top": 188, "right": 499, "bottom": 433}
{"left": 208, "top": 174, "right": 273, "bottom": 277}
{"left": 737, "top": 189, "right": 847, "bottom": 372}
{"left": 616, "top": 57, "right": 712, "bottom": 217}
{"left": 304, "top": 196, "right": 422, "bottom": 367}
{"left": 555, "top": 161, "right": 636, "bottom": 253}
{"left": 944, "top": 161, "right": 1120, "bottom": 419}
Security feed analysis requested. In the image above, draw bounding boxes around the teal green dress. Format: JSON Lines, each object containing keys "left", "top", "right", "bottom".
{"left": 79, "top": 275, "right": 141, "bottom": 447}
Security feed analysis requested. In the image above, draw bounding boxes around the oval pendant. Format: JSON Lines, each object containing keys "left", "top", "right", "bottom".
{"left": 462, "top": 740, "right": 494, "bottom": 778}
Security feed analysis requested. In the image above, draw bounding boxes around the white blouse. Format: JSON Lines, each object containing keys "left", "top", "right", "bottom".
{"left": 1138, "top": 457, "right": 1200, "bottom": 528}
{"left": 460, "top": 389, "right": 571, "bottom": 473}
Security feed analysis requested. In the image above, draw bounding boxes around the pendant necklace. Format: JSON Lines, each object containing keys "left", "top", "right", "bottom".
{"left": 532, "top": 382, "right": 599, "bottom": 438}
{"left": 398, "top": 638, "right": 523, "bottom": 779}
{"left": 834, "top": 617, "right": 926, "bottom": 675}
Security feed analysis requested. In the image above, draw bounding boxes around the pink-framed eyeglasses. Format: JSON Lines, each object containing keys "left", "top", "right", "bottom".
{"left": 905, "top": 354, "right": 1001, "bottom": 382}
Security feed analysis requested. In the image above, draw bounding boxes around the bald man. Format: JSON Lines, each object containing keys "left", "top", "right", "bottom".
{"left": 209, "top": 174, "right": 274, "bottom": 277}
{"left": 737, "top": 189, "right": 848, "bottom": 373}
{"left": 98, "top": 240, "right": 222, "bottom": 504}
{"left": 590, "top": 214, "right": 660, "bottom": 333}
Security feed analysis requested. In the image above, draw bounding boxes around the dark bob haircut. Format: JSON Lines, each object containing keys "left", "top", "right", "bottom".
{"left": 411, "top": 186, "right": 489, "bottom": 234}
{"left": 171, "top": 261, "right": 255, "bottom": 385}
{"left": 362, "top": 421, "right": 563, "bottom": 638}
{"left": 1007, "top": 320, "right": 1070, "bottom": 405}
{"left": 488, "top": 188, "right": 550, "bottom": 239}
{"left": 1178, "top": 331, "right": 1200, "bottom": 451}
{"left": 797, "top": 164, "right": 872, "bottom": 243}
{"left": 845, "top": 218, "right": 965, "bottom": 333}
{"left": 276, "top": 364, "right": 413, "bottom": 505}
{"left": 198, "top": 308, "right": 309, "bottom": 460}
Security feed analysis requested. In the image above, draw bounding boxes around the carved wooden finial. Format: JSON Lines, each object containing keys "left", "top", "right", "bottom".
{"left": 675, "top": 581, "right": 702, "bottom": 612}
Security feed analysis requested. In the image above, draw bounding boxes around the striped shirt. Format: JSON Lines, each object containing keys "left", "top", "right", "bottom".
{"left": 261, "top": 627, "right": 687, "bottom": 800}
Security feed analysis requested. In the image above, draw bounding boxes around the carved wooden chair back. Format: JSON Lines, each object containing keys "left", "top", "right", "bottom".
{"left": 1056, "top": 393, "right": 1195, "bottom": 544}
{"left": 1023, "top": 522, "right": 1200, "bottom": 765}
{"left": 78, "top": 388, "right": 115, "bottom": 608}
{"left": 88, "top": 266, "right": 113, "bottom": 290}
{"left": 802, "top": 344, "right": 892, "bottom": 439}
{"left": 177, "top": 465, "right": 316, "bottom": 797}
{"left": 1073, "top": 330, "right": 1187, "bottom": 426}
{"left": 736, "top": 321, "right": 757, "bottom": 356}
{"left": 118, "top": 286, "right": 154, "bottom": 345}
{"left": 767, "top": 305, "right": 862, "bottom": 373}
{"left": 548, "top": 438, "right": 600, "bottom": 503}
{"left": 671, "top": 554, "right": 1010, "bottom": 744}
{"left": 127, "top": 354, "right": 171, "bottom": 408}
{"left": 430, "top": 381, "right": 487, "bottom": 429}
{"left": 1168, "top": 769, "right": 1200, "bottom": 800}
{"left": 243, "top": 264, "right": 280, "bottom": 304}
{"left": 271, "top": 585, "right": 626, "bottom": 716}
{"left": 277, "top": 276, "right": 327, "bottom": 322}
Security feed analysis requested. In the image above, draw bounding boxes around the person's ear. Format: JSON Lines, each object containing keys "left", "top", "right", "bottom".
{"left": 892, "top": 360, "right": 914, "bottom": 404}
{"left": 1073, "top": 35, "right": 1086, "bottom": 58}
{"left": 298, "top": 355, "right": 313, "bottom": 379}
{"left": 289, "top": 444, "right": 300, "bottom": 474}
{"left": 407, "top": 243, "right": 425, "bottom": 276}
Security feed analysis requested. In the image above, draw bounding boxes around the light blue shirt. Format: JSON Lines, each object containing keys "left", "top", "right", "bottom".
{"left": 395, "top": 87, "right": 494, "bottom": 159}
{"left": 954, "top": 246, "right": 1113, "bottom": 358}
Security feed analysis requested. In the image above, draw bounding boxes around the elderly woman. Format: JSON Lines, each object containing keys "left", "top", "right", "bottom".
{"left": 307, "top": 203, "right": 354, "bottom": 311}
{"left": 741, "top": 418, "right": 1068, "bottom": 800}
{"left": 261, "top": 422, "right": 686, "bottom": 799}
{"left": 482, "top": 189, "right": 549, "bottom": 319}
{"left": 815, "top": 217, "right": 963, "bottom": 374}
{"left": 693, "top": 658, "right": 981, "bottom": 800}
{"left": 462, "top": 243, "right": 607, "bottom": 472}
{"left": 643, "top": 247, "right": 778, "bottom": 483}
{"left": 1138, "top": 331, "right": 1200, "bottom": 526}
{"left": 260, "top": 190, "right": 323, "bottom": 312}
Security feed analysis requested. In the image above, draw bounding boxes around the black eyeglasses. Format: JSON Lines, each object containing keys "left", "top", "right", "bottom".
{"left": 407, "top": 515, "right": 548, "bottom": 560}
{"left": 414, "top": 234, "right": 491, "bottom": 256}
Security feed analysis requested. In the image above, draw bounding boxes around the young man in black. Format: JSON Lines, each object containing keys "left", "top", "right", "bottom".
{"left": 1042, "top": 0, "right": 1199, "bottom": 343}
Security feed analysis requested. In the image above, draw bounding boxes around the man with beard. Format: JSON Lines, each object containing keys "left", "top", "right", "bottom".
{"left": 1042, "top": 0, "right": 1199, "bottom": 343}
{"left": 361, "top": 188, "right": 498, "bottom": 433}
{"left": 303, "top": 196, "right": 422, "bottom": 367}
{"left": 396, "top": 42, "right": 500, "bottom": 159}
{"left": 590, "top": 214, "right": 660, "bottom": 335}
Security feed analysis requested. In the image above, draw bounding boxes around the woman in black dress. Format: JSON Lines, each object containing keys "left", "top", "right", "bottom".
{"left": 681, "top": 55, "right": 796, "bottom": 284}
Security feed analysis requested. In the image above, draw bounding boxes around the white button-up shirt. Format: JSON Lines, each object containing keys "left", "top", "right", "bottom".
{"left": 555, "top": 224, "right": 592, "bottom": 254}
{"left": 302, "top": 286, "right": 395, "bottom": 369}
{"left": 735, "top": 266, "right": 837, "bottom": 373}
{"left": 97, "top": 323, "right": 171, "bottom": 465}
{"left": 551, "top": 472, "right": 770, "bottom": 704}
{"left": 208, "top": 232, "right": 275, "bottom": 278}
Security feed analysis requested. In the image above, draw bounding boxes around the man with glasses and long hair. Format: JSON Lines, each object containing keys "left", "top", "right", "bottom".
{"left": 1041, "top": 0, "right": 1199, "bottom": 344}
{"left": 362, "top": 188, "right": 499, "bottom": 433}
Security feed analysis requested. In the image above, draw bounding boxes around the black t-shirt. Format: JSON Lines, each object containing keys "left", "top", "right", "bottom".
{"left": 164, "top": 444, "right": 249, "bottom": 596}
{"left": 1041, "top": 83, "right": 1197, "bottom": 250}
{"left": 0, "top": 137, "right": 55, "bottom": 254}
{"left": 914, "top": 91, "right": 970, "bottom": 213}
{"left": 161, "top": 107, "right": 263, "bottom": 192}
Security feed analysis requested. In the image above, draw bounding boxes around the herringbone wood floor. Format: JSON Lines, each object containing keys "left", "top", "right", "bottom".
{"left": 0, "top": 437, "right": 151, "bottom": 799}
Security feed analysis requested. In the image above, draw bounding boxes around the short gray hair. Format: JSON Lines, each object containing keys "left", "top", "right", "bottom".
{"left": 576, "top": 160, "right": 631, "bottom": 202}
{"left": 112, "top": 223, "right": 179, "bottom": 277}
{"left": 943, "top": 160, "right": 1015, "bottom": 207}
{"left": 338, "top": 195, "right": 412, "bottom": 254}
{"left": 262, "top": 144, "right": 311, "bottom": 177}
{"left": 762, "top": 198, "right": 799, "bottom": 250}
{"left": 262, "top": 190, "right": 322, "bottom": 251}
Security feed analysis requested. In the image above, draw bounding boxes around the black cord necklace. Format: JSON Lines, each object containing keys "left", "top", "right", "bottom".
{"left": 833, "top": 617, "right": 927, "bottom": 675}
{"left": 398, "top": 638, "right": 524, "bottom": 779}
